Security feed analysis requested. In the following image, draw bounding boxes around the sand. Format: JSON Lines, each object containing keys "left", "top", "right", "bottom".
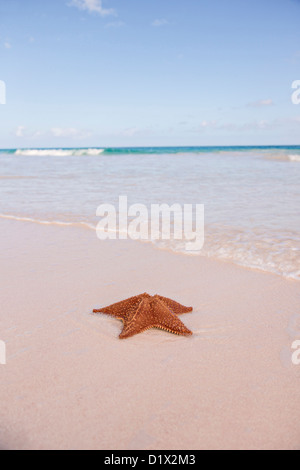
{"left": 0, "top": 219, "right": 299, "bottom": 450}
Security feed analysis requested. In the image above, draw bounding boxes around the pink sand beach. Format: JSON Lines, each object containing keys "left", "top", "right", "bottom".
{"left": 0, "top": 218, "right": 299, "bottom": 450}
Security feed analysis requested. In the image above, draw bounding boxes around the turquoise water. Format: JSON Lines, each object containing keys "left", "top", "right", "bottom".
{"left": 1, "top": 145, "right": 300, "bottom": 156}
{"left": 0, "top": 146, "right": 299, "bottom": 280}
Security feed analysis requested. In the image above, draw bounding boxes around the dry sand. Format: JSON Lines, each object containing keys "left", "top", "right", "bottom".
{"left": 0, "top": 219, "right": 299, "bottom": 450}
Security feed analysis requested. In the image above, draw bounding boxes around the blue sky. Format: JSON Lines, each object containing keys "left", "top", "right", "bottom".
{"left": 0, "top": 0, "right": 300, "bottom": 148}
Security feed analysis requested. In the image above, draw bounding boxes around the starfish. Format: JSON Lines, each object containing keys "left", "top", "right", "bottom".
{"left": 93, "top": 293, "right": 193, "bottom": 339}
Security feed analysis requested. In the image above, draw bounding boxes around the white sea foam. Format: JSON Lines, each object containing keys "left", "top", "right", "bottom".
{"left": 264, "top": 152, "right": 300, "bottom": 162}
{"left": 76, "top": 149, "right": 105, "bottom": 156}
{"left": 154, "top": 226, "right": 300, "bottom": 282}
{"left": 0, "top": 213, "right": 96, "bottom": 230}
{"left": 0, "top": 213, "right": 122, "bottom": 236}
{"left": 288, "top": 154, "right": 300, "bottom": 162}
{"left": 14, "top": 149, "right": 105, "bottom": 157}
{"left": 2, "top": 212, "right": 299, "bottom": 282}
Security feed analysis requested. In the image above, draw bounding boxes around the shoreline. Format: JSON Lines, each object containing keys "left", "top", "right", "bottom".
{"left": 0, "top": 213, "right": 299, "bottom": 284}
{"left": 0, "top": 218, "right": 300, "bottom": 450}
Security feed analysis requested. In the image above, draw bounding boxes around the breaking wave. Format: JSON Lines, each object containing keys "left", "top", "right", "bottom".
{"left": 13, "top": 149, "right": 105, "bottom": 157}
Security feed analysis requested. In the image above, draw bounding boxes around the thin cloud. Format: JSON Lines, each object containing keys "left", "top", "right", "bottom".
{"left": 32, "top": 131, "right": 44, "bottom": 138}
{"left": 193, "top": 117, "right": 300, "bottom": 134}
{"left": 14, "top": 126, "right": 92, "bottom": 140}
{"left": 109, "top": 127, "right": 154, "bottom": 138}
{"left": 151, "top": 19, "right": 169, "bottom": 27}
{"left": 51, "top": 127, "right": 92, "bottom": 139}
{"left": 4, "top": 41, "right": 12, "bottom": 49}
{"left": 287, "top": 50, "right": 300, "bottom": 65}
{"left": 241, "top": 120, "right": 270, "bottom": 131}
{"left": 247, "top": 99, "right": 274, "bottom": 108}
{"left": 199, "top": 120, "right": 217, "bottom": 129}
{"left": 105, "top": 21, "right": 125, "bottom": 28}
{"left": 15, "top": 126, "right": 26, "bottom": 137}
{"left": 121, "top": 127, "right": 140, "bottom": 137}
{"left": 68, "top": 0, "right": 116, "bottom": 17}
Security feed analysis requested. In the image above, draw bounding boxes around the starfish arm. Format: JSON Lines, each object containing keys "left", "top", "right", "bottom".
{"left": 154, "top": 295, "right": 193, "bottom": 314}
{"left": 119, "top": 298, "right": 153, "bottom": 339}
{"left": 93, "top": 294, "right": 146, "bottom": 321}
{"left": 151, "top": 299, "right": 193, "bottom": 336}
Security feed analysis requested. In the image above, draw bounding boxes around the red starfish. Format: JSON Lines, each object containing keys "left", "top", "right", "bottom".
{"left": 93, "top": 293, "right": 193, "bottom": 339}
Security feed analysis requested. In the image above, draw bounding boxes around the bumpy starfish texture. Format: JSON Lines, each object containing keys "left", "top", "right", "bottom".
{"left": 93, "top": 293, "right": 193, "bottom": 339}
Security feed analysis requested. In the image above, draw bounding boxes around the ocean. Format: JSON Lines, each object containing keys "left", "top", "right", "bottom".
{"left": 0, "top": 146, "right": 299, "bottom": 280}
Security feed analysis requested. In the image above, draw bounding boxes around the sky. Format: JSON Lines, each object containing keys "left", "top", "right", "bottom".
{"left": 0, "top": 0, "right": 300, "bottom": 148}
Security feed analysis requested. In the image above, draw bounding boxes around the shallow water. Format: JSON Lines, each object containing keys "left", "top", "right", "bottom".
{"left": 0, "top": 146, "right": 299, "bottom": 280}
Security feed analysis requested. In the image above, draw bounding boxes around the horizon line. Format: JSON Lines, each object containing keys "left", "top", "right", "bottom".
{"left": 1, "top": 144, "right": 300, "bottom": 151}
